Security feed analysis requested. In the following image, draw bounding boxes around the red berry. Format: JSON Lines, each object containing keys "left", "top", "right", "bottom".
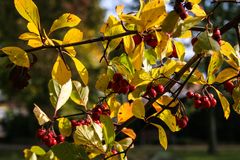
{"left": 155, "top": 84, "right": 165, "bottom": 94}
{"left": 148, "top": 88, "right": 157, "bottom": 98}
{"left": 57, "top": 134, "right": 65, "bottom": 143}
{"left": 36, "top": 128, "right": 46, "bottom": 139}
{"left": 210, "top": 98, "right": 217, "bottom": 107}
{"left": 194, "top": 93, "right": 201, "bottom": 100}
{"left": 79, "top": 119, "right": 86, "bottom": 125}
{"left": 146, "top": 39, "right": 158, "bottom": 48}
{"left": 224, "top": 81, "right": 235, "bottom": 93}
{"left": 174, "top": 3, "right": 185, "bottom": 14}
{"left": 111, "top": 82, "right": 120, "bottom": 93}
{"left": 186, "top": 91, "right": 194, "bottom": 99}
{"left": 119, "top": 86, "right": 130, "bottom": 94}
{"left": 133, "top": 34, "right": 142, "bottom": 45}
{"left": 178, "top": 117, "right": 188, "bottom": 128}
{"left": 194, "top": 99, "right": 202, "bottom": 108}
{"left": 107, "top": 81, "right": 113, "bottom": 89}
{"left": 47, "top": 131, "right": 55, "bottom": 138}
{"left": 191, "top": 37, "right": 198, "bottom": 46}
{"left": 85, "top": 118, "right": 91, "bottom": 125}
{"left": 71, "top": 120, "right": 79, "bottom": 127}
{"left": 185, "top": 2, "right": 193, "bottom": 10}
{"left": 202, "top": 99, "right": 211, "bottom": 108}
{"left": 200, "top": 96, "right": 209, "bottom": 102}
{"left": 143, "top": 34, "right": 152, "bottom": 42}
{"left": 171, "top": 45, "right": 178, "bottom": 58}
{"left": 113, "top": 73, "right": 123, "bottom": 82}
{"left": 213, "top": 28, "right": 221, "bottom": 35}
{"left": 182, "top": 116, "right": 189, "bottom": 122}
{"left": 42, "top": 135, "right": 49, "bottom": 142}
{"left": 179, "top": 11, "right": 188, "bottom": 20}
{"left": 112, "top": 149, "right": 118, "bottom": 154}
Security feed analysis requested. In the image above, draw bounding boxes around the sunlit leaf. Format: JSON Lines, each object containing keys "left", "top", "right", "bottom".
{"left": 52, "top": 55, "right": 71, "bottom": 85}
{"left": 1, "top": 47, "right": 30, "bottom": 68}
{"left": 14, "top": 0, "right": 40, "bottom": 29}
{"left": 144, "top": 49, "right": 157, "bottom": 65}
{"left": 212, "top": 87, "right": 230, "bottom": 119}
{"left": 158, "top": 109, "right": 176, "bottom": 132}
{"left": 71, "top": 57, "right": 89, "bottom": 86}
{"left": 173, "top": 41, "right": 185, "bottom": 61}
{"left": 161, "top": 11, "right": 179, "bottom": 34}
{"left": 70, "top": 80, "right": 89, "bottom": 107}
{"left": 207, "top": 51, "right": 223, "bottom": 84}
{"left": 95, "top": 73, "right": 110, "bottom": 92}
{"left": 58, "top": 117, "right": 72, "bottom": 137}
{"left": 118, "top": 102, "right": 133, "bottom": 123}
{"left": 30, "top": 146, "right": 46, "bottom": 156}
{"left": 28, "top": 39, "right": 42, "bottom": 48}
{"left": 123, "top": 35, "right": 135, "bottom": 55}
{"left": 151, "top": 124, "right": 168, "bottom": 150}
{"left": 129, "top": 41, "right": 144, "bottom": 70}
{"left": 107, "top": 96, "right": 121, "bottom": 118}
{"left": 33, "top": 104, "right": 50, "bottom": 126}
{"left": 118, "top": 138, "right": 133, "bottom": 150}
{"left": 49, "top": 13, "right": 81, "bottom": 34}
{"left": 153, "top": 96, "right": 179, "bottom": 112}
{"left": 24, "top": 149, "right": 37, "bottom": 160}
{"left": 132, "top": 98, "right": 145, "bottom": 119}
{"left": 121, "top": 128, "right": 136, "bottom": 140}
{"left": 188, "top": 0, "right": 201, "bottom": 4}
{"left": 63, "top": 28, "right": 83, "bottom": 57}
{"left": 232, "top": 85, "right": 240, "bottom": 114}
{"left": 190, "top": 4, "right": 206, "bottom": 17}
{"left": 100, "top": 115, "right": 115, "bottom": 149}
{"left": 19, "top": 32, "right": 39, "bottom": 41}
{"left": 215, "top": 68, "right": 238, "bottom": 83}
{"left": 27, "top": 22, "right": 39, "bottom": 35}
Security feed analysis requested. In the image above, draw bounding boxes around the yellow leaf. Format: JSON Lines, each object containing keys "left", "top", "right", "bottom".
{"left": 129, "top": 41, "right": 144, "bottom": 70}
{"left": 155, "top": 32, "right": 171, "bottom": 60}
{"left": 151, "top": 124, "right": 168, "bottom": 150}
{"left": 158, "top": 109, "right": 176, "bottom": 132}
{"left": 215, "top": 68, "right": 238, "bottom": 83}
{"left": 63, "top": 28, "right": 83, "bottom": 57}
{"left": 115, "top": 5, "right": 124, "bottom": 15}
{"left": 19, "top": 32, "right": 39, "bottom": 41}
{"left": 121, "top": 128, "right": 136, "bottom": 140}
{"left": 71, "top": 57, "right": 88, "bottom": 86}
{"left": 132, "top": 98, "right": 145, "bottom": 119}
{"left": 119, "top": 14, "right": 142, "bottom": 28}
{"left": 179, "top": 30, "right": 192, "bottom": 39}
{"left": 173, "top": 41, "right": 185, "bottom": 61}
{"left": 123, "top": 35, "right": 135, "bottom": 54}
{"left": 1, "top": 46, "right": 30, "bottom": 68}
{"left": 49, "top": 13, "right": 81, "bottom": 34}
{"left": 188, "top": 0, "right": 201, "bottom": 4}
{"left": 213, "top": 87, "right": 230, "bottom": 119}
{"left": 190, "top": 4, "right": 206, "bottom": 17}
{"left": 58, "top": 117, "right": 72, "bottom": 137}
{"left": 27, "top": 22, "right": 40, "bottom": 35}
{"left": 207, "top": 51, "right": 223, "bottom": 84}
{"left": 28, "top": 39, "right": 42, "bottom": 48}
{"left": 107, "top": 96, "right": 121, "bottom": 118}
{"left": 33, "top": 104, "right": 50, "bottom": 126}
{"left": 118, "top": 102, "right": 133, "bottom": 123}
{"left": 139, "top": 0, "right": 167, "bottom": 30}
{"left": 95, "top": 73, "right": 110, "bottom": 92}
{"left": 153, "top": 96, "right": 178, "bottom": 112}
{"left": 14, "top": 0, "right": 40, "bottom": 29}
{"left": 52, "top": 55, "right": 71, "bottom": 85}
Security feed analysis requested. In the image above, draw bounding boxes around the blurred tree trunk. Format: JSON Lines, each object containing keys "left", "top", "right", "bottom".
{"left": 207, "top": 109, "right": 218, "bottom": 154}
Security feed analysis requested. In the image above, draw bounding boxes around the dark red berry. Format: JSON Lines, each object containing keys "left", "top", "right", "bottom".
{"left": 112, "top": 82, "right": 120, "bottom": 93}
{"left": 191, "top": 37, "right": 198, "bottom": 45}
{"left": 213, "top": 28, "right": 221, "bottom": 35}
{"left": 155, "top": 84, "right": 165, "bottom": 94}
{"left": 186, "top": 91, "right": 194, "bottom": 98}
{"left": 194, "top": 99, "right": 202, "bottom": 108}
{"left": 129, "top": 85, "right": 136, "bottom": 92}
{"left": 107, "top": 81, "right": 113, "bottom": 89}
{"left": 113, "top": 73, "right": 123, "bottom": 82}
{"left": 143, "top": 34, "right": 152, "bottom": 42}
{"left": 71, "top": 120, "right": 79, "bottom": 127}
{"left": 174, "top": 3, "right": 185, "bottom": 14}
{"left": 133, "top": 34, "right": 142, "bottom": 45}
{"left": 179, "top": 11, "right": 188, "bottom": 20}
{"left": 224, "top": 81, "right": 235, "bottom": 93}
{"left": 42, "top": 135, "right": 49, "bottom": 142}
{"left": 194, "top": 93, "right": 201, "bottom": 100}
{"left": 171, "top": 45, "right": 178, "bottom": 58}
{"left": 36, "top": 128, "right": 46, "bottom": 139}
{"left": 185, "top": 2, "right": 193, "bottom": 10}
{"left": 202, "top": 99, "right": 211, "bottom": 108}
{"left": 57, "top": 134, "right": 65, "bottom": 143}
{"left": 149, "top": 88, "right": 157, "bottom": 98}
{"left": 119, "top": 86, "right": 130, "bottom": 94}
{"left": 210, "top": 98, "right": 217, "bottom": 107}
{"left": 146, "top": 39, "right": 158, "bottom": 48}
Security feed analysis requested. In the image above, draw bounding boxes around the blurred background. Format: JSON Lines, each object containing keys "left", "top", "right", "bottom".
{"left": 0, "top": 0, "right": 240, "bottom": 160}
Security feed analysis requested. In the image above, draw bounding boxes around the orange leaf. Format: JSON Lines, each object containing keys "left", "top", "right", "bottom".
{"left": 121, "top": 128, "right": 136, "bottom": 140}
{"left": 118, "top": 102, "right": 133, "bottom": 123}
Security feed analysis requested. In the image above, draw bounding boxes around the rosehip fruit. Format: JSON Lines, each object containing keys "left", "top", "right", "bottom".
{"left": 186, "top": 91, "right": 194, "bottom": 99}
{"left": 133, "top": 34, "right": 142, "bottom": 46}
{"left": 224, "top": 81, "right": 235, "bottom": 93}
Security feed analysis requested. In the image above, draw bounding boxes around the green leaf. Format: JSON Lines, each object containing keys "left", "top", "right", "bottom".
{"left": 73, "top": 125, "right": 105, "bottom": 154}
{"left": 212, "top": 87, "right": 230, "bottom": 119}
{"left": 193, "top": 31, "right": 220, "bottom": 53}
{"left": 161, "top": 11, "right": 179, "bottom": 33}
{"left": 70, "top": 81, "right": 89, "bottom": 107}
{"left": 49, "top": 13, "right": 81, "bottom": 34}
{"left": 48, "top": 79, "right": 61, "bottom": 107}
{"left": 100, "top": 115, "right": 115, "bottom": 149}
{"left": 52, "top": 142, "right": 89, "bottom": 160}
{"left": 58, "top": 117, "right": 72, "bottom": 137}
{"left": 151, "top": 124, "right": 168, "bottom": 150}
{"left": 95, "top": 73, "right": 110, "bottom": 92}
{"left": 215, "top": 68, "right": 238, "bottom": 83}
{"left": 144, "top": 49, "right": 157, "bottom": 65}
{"left": 30, "top": 146, "right": 46, "bottom": 156}
{"left": 207, "top": 51, "right": 223, "bottom": 84}
{"left": 1, "top": 47, "right": 30, "bottom": 68}
{"left": 173, "top": 41, "right": 185, "bottom": 61}
{"left": 132, "top": 98, "right": 145, "bottom": 119}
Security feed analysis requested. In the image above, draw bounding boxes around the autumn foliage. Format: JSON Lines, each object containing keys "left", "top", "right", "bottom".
{"left": 0, "top": 0, "right": 240, "bottom": 160}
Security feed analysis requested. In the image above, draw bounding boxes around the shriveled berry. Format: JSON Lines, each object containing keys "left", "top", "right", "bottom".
{"left": 185, "top": 2, "right": 193, "bottom": 10}
{"left": 133, "top": 34, "right": 142, "bottom": 45}
{"left": 146, "top": 39, "right": 158, "bottom": 48}
{"left": 107, "top": 81, "right": 113, "bottom": 89}
{"left": 171, "top": 45, "right": 178, "bottom": 58}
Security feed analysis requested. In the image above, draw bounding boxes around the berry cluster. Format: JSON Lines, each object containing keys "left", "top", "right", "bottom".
{"left": 212, "top": 27, "right": 221, "bottom": 45}
{"left": 36, "top": 128, "right": 65, "bottom": 147}
{"left": 174, "top": 1, "right": 193, "bottom": 20}
{"left": 224, "top": 80, "right": 236, "bottom": 93}
{"left": 91, "top": 103, "right": 110, "bottom": 123}
{"left": 176, "top": 115, "right": 189, "bottom": 128}
{"left": 143, "top": 83, "right": 165, "bottom": 98}
{"left": 108, "top": 73, "right": 136, "bottom": 94}
{"left": 133, "top": 34, "right": 158, "bottom": 48}
{"left": 186, "top": 91, "right": 217, "bottom": 109}
{"left": 71, "top": 117, "right": 91, "bottom": 127}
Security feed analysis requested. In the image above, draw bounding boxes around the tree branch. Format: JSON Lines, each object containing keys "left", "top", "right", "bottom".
{"left": 211, "top": 0, "right": 240, "bottom": 3}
